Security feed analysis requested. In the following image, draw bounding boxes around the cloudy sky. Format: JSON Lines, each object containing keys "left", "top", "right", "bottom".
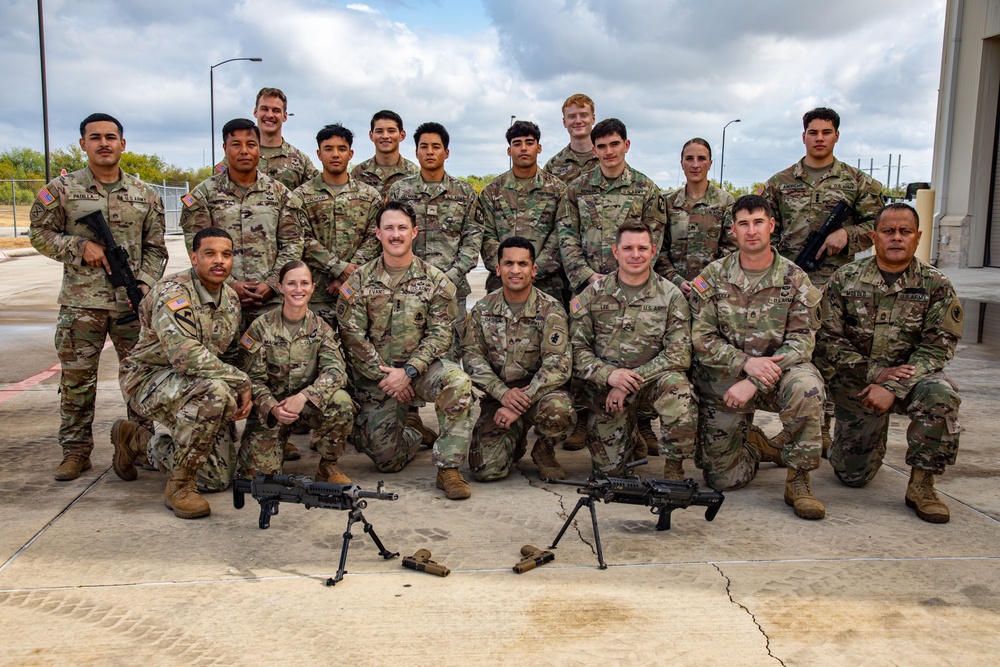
{"left": 1, "top": 0, "right": 945, "bottom": 190}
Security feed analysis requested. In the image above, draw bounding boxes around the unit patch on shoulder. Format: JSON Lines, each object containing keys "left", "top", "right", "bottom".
{"left": 240, "top": 332, "right": 255, "bottom": 350}
{"left": 166, "top": 296, "right": 190, "bottom": 311}
{"left": 549, "top": 331, "right": 562, "bottom": 346}
{"left": 692, "top": 276, "right": 710, "bottom": 294}
{"left": 181, "top": 193, "right": 197, "bottom": 208}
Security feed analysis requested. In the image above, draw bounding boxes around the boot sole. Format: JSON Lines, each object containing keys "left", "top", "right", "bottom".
{"left": 110, "top": 419, "right": 139, "bottom": 482}
{"left": 905, "top": 497, "right": 950, "bottom": 523}
{"left": 163, "top": 496, "right": 211, "bottom": 519}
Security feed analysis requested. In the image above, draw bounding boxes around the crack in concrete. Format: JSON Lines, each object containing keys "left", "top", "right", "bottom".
{"left": 517, "top": 460, "right": 597, "bottom": 557}
{"left": 712, "top": 562, "right": 787, "bottom": 667}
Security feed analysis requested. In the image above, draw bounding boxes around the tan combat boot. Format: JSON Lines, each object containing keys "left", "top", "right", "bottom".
{"left": 316, "top": 458, "right": 351, "bottom": 485}
{"left": 562, "top": 412, "right": 587, "bottom": 451}
{"left": 405, "top": 410, "right": 438, "bottom": 448}
{"left": 748, "top": 425, "right": 784, "bottom": 466}
{"left": 436, "top": 468, "right": 471, "bottom": 500}
{"left": 905, "top": 468, "right": 950, "bottom": 523}
{"left": 283, "top": 442, "right": 301, "bottom": 461}
{"left": 54, "top": 455, "right": 92, "bottom": 481}
{"left": 531, "top": 437, "right": 565, "bottom": 480}
{"left": 164, "top": 466, "right": 211, "bottom": 519}
{"left": 662, "top": 458, "right": 685, "bottom": 481}
{"left": 110, "top": 419, "right": 153, "bottom": 481}
{"left": 638, "top": 418, "right": 659, "bottom": 456}
{"left": 784, "top": 468, "right": 825, "bottom": 520}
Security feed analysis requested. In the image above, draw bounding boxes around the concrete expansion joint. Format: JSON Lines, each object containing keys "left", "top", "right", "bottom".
{"left": 711, "top": 563, "right": 787, "bottom": 666}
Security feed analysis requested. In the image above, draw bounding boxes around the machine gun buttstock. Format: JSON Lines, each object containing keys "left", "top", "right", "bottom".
{"left": 703, "top": 494, "right": 725, "bottom": 523}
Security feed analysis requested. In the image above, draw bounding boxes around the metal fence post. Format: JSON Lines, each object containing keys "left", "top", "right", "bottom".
{"left": 11, "top": 178, "right": 16, "bottom": 237}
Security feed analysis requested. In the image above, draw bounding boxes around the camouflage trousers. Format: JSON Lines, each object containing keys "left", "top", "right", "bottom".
{"left": 696, "top": 363, "right": 825, "bottom": 491}
{"left": 580, "top": 371, "right": 697, "bottom": 475}
{"left": 128, "top": 369, "right": 240, "bottom": 490}
{"left": 470, "top": 389, "right": 575, "bottom": 482}
{"left": 239, "top": 391, "right": 355, "bottom": 475}
{"left": 55, "top": 306, "right": 150, "bottom": 457}
{"left": 147, "top": 427, "right": 237, "bottom": 492}
{"left": 354, "top": 360, "right": 473, "bottom": 472}
{"left": 826, "top": 371, "right": 961, "bottom": 487}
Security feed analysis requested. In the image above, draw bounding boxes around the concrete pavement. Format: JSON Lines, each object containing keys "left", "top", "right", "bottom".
{"left": 1, "top": 236, "right": 998, "bottom": 666}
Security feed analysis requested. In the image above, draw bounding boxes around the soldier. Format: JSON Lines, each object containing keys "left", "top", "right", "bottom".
{"left": 479, "top": 121, "right": 567, "bottom": 303}
{"left": 239, "top": 261, "right": 356, "bottom": 483}
{"left": 558, "top": 117, "right": 666, "bottom": 453}
{"left": 251, "top": 87, "right": 319, "bottom": 190}
{"left": 29, "top": 112, "right": 167, "bottom": 481}
{"left": 761, "top": 107, "right": 886, "bottom": 454}
{"left": 337, "top": 201, "right": 475, "bottom": 499}
{"left": 350, "top": 110, "right": 420, "bottom": 198}
{"left": 569, "top": 220, "right": 696, "bottom": 477}
{"left": 111, "top": 228, "right": 252, "bottom": 519}
{"left": 661, "top": 138, "right": 736, "bottom": 296}
{"left": 543, "top": 93, "right": 599, "bottom": 184}
{"left": 463, "top": 236, "right": 574, "bottom": 482}
{"left": 296, "top": 123, "right": 381, "bottom": 326}
{"left": 816, "top": 204, "right": 963, "bottom": 523}
{"left": 689, "top": 195, "right": 826, "bottom": 520}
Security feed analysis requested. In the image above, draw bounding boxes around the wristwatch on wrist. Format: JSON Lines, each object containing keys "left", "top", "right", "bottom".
{"left": 404, "top": 364, "right": 419, "bottom": 380}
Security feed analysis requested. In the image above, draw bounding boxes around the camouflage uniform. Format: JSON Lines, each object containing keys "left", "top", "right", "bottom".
{"left": 337, "top": 256, "right": 474, "bottom": 472}
{"left": 478, "top": 169, "right": 567, "bottom": 301}
{"left": 294, "top": 174, "right": 381, "bottom": 324}
{"left": 462, "top": 287, "right": 575, "bottom": 481}
{"left": 544, "top": 144, "right": 599, "bottom": 184}
{"left": 258, "top": 139, "right": 319, "bottom": 191}
{"left": 569, "top": 271, "right": 697, "bottom": 474}
{"left": 761, "top": 158, "right": 885, "bottom": 286}
{"left": 689, "top": 249, "right": 825, "bottom": 491}
{"left": 815, "top": 256, "right": 963, "bottom": 486}
{"left": 661, "top": 184, "right": 736, "bottom": 288}
{"left": 29, "top": 168, "right": 167, "bottom": 459}
{"left": 239, "top": 308, "right": 355, "bottom": 474}
{"left": 179, "top": 169, "right": 303, "bottom": 330}
{"left": 350, "top": 155, "right": 420, "bottom": 198}
{"left": 119, "top": 268, "right": 248, "bottom": 491}
{"left": 557, "top": 164, "right": 666, "bottom": 292}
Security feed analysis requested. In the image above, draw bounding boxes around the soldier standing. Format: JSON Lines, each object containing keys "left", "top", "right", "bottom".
{"left": 296, "top": 123, "right": 381, "bottom": 326}
{"left": 350, "top": 110, "right": 420, "bottom": 198}
{"left": 543, "top": 93, "right": 598, "bottom": 184}
{"left": 816, "top": 204, "right": 963, "bottom": 523}
{"left": 463, "top": 236, "right": 574, "bottom": 482}
{"left": 251, "top": 87, "right": 319, "bottom": 190}
{"left": 479, "top": 121, "right": 567, "bottom": 303}
{"left": 689, "top": 195, "right": 826, "bottom": 520}
{"left": 569, "top": 220, "right": 696, "bottom": 477}
{"left": 337, "top": 202, "right": 475, "bottom": 499}
{"left": 111, "top": 228, "right": 252, "bottom": 519}
{"left": 661, "top": 138, "right": 736, "bottom": 297}
{"left": 29, "top": 112, "right": 167, "bottom": 481}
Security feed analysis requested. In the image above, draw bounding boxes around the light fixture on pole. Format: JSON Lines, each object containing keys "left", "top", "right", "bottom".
{"left": 719, "top": 118, "right": 740, "bottom": 189}
{"left": 210, "top": 57, "right": 263, "bottom": 166}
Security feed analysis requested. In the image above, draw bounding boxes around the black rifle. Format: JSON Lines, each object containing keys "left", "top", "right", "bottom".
{"left": 545, "top": 459, "right": 724, "bottom": 569}
{"left": 78, "top": 210, "right": 145, "bottom": 324}
{"left": 793, "top": 200, "right": 857, "bottom": 272}
{"left": 232, "top": 474, "right": 399, "bottom": 586}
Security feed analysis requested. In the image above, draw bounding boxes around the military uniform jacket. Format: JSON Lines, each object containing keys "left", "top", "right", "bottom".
{"left": 662, "top": 183, "right": 736, "bottom": 286}
{"left": 121, "top": 268, "right": 248, "bottom": 400}
{"left": 761, "top": 158, "right": 885, "bottom": 284}
{"left": 569, "top": 270, "right": 691, "bottom": 387}
{"left": 242, "top": 307, "right": 349, "bottom": 421}
{"left": 337, "top": 256, "right": 458, "bottom": 389}
{"left": 478, "top": 169, "right": 565, "bottom": 285}
{"left": 258, "top": 139, "right": 319, "bottom": 191}
{"left": 462, "top": 286, "right": 571, "bottom": 404}
{"left": 557, "top": 164, "right": 667, "bottom": 291}
{"left": 295, "top": 174, "right": 381, "bottom": 303}
{"left": 179, "top": 170, "right": 303, "bottom": 302}
{"left": 386, "top": 172, "right": 482, "bottom": 297}
{"left": 350, "top": 155, "right": 420, "bottom": 198}
{"left": 816, "top": 256, "right": 963, "bottom": 400}
{"left": 689, "top": 249, "right": 822, "bottom": 398}
{"left": 543, "top": 144, "right": 599, "bottom": 184}
{"left": 29, "top": 167, "right": 167, "bottom": 312}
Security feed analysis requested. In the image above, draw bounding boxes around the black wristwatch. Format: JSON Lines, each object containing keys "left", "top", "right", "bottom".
{"left": 404, "top": 364, "right": 419, "bottom": 380}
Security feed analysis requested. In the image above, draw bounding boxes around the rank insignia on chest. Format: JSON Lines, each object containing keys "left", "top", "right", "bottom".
{"left": 414, "top": 311, "right": 425, "bottom": 323}
{"left": 570, "top": 297, "right": 582, "bottom": 314}
{"left": 182, "top": 193, "right": 197, "bottom": 208}
{"left": 692, "top": 276, "right": 710, "bottom": 294}
{"left": 166, "top": 296, "right": 190, "bottom": 311}
{"left": 37, "top": 187, "right": 55, "bottom": 205}
{"left": 240, "top": 332, "right": 255, "bottom": 350}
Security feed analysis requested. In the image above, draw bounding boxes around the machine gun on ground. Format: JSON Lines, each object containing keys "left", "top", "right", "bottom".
{"left": 793, "top": 200, "right": 858, "bottom": 272}
{"left": 544, "top": 459, "right": 724, "bottom": 569}
{"left": 78, "top": 210, "right": 145, "bottom": 324}
{"left": 233, "top": 474, "right": 399, "bottom": 586}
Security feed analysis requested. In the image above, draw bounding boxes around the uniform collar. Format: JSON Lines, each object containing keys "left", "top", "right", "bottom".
{"left": 725, "top": 248, "right": 784, "bottom": 291}
{"left": 792, "top": 157, "right": 846, "bottom": 183}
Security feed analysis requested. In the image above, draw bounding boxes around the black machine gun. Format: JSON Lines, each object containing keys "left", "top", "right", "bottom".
{"left": 78, "top": 210, "right": 145, "bottom": 324}
{"left": 793, "top": 200, "right": 858, "bottom": 272}
{"left": 233, "top": 474, "right": 399, "bottom": 586}
{"left": 545, "top": 460, "right": 724, "bottom": 569}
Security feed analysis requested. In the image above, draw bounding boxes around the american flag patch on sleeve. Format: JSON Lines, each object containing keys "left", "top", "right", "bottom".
{"left": 181, "top": 193, "right": 197, "bottom": 207}
{"left": 37, "top": 187, "right": 55, "bottom": 205}
{"left": 692, "top": 276, "right": 710, "bottom": 294}
{"left": 339, "top": 282, "right": 355, "bottom": 299}
{"left": 166, "top": 296, "right": 190, "bottom": 311}
{"left": 240, "top": 332, "right": 255, "bottom": 349}
{"left": 570, "top": 297, "right": 582, "bottom": 314}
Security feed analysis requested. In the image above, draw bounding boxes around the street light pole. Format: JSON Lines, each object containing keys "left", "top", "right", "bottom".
{"left": 719, "top": 118, "right": 740, "bottom": 190}
{"left": 210, "top": 57, "right": 263, "bottom": 166}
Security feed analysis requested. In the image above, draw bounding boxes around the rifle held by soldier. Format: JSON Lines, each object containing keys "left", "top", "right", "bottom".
{"left": 793, "top": 200, "right": 857, "bottom": 272}
{"left": 78, "top": 210, "right": 145, "bottom": 324}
